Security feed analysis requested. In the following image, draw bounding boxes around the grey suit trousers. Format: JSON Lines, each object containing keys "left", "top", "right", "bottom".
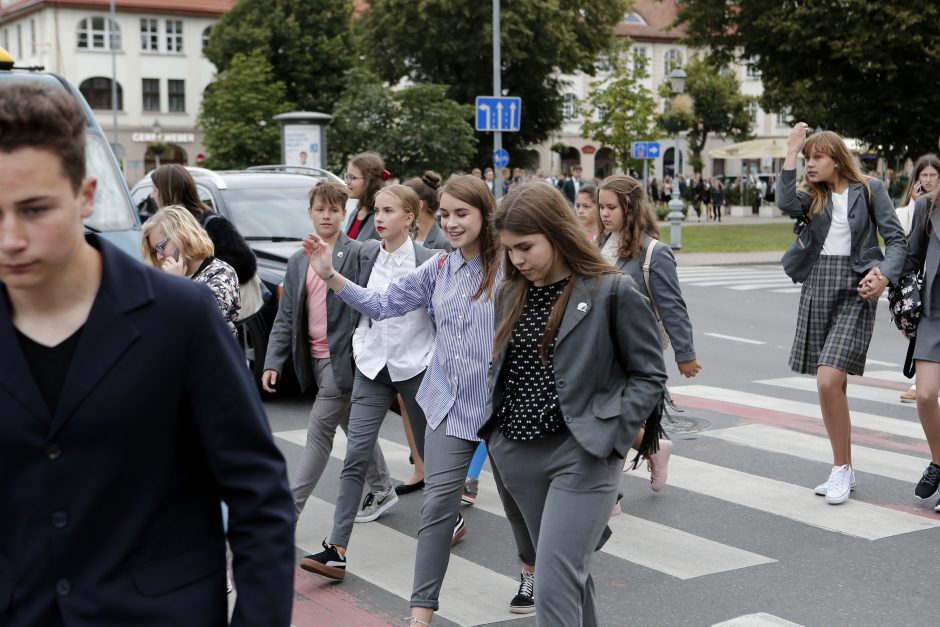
{"left": 291, "top": 358, "right": 392, "bottom": 519}
{"left": 330, "top": 366, "right": 427, "bottom": 548}
{"left": 488, "top": 428, "right": 621, "bottom": 627}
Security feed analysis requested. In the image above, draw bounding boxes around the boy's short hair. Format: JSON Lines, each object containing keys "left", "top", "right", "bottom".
{"left": 0, "top": 83, "right": 86, "bottom": 192}
{"left": 308, "top": 181, "right": 348, "bottom": 209}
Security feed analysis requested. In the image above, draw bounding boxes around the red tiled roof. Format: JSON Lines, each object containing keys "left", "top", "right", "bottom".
{"left": 616, "top": 0, "right": 685, "bottom": 43}
{"left": 1, "top": 0, "right": 235, "bottom": 20}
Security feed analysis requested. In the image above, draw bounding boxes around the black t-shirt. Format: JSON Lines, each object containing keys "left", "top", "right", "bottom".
{"left": 15, "top": 326, "right": 84, "bottom": 416}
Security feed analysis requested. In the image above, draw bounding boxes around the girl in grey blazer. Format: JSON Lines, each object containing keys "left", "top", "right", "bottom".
{"left": 406, "top": 171, "right": 453, "bottom": 252}
{"left": 342, "top": 152, "right": 387, "bottom": 242}
{"left": 482, "top": 182, "right": 667, "bottom": 626}
{"left": 596, "top": 175, "right": 703, "bottom": 495}
{"left": 901, "top": 194, "right": 940, "bottom": 511}
{"left": 777, "top": 123, "right": 906, "bottom": 505}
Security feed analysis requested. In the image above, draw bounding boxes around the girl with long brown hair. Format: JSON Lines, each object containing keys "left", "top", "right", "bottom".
{"left": 596, "top": 175, "right": 702, "bottom": 495}
{"left": 301, "top": 174, "right": 506, "bottom": 625}
{"left": 480, "top": 181, "right": 666, "bottom": 625}
{"left": 343, "top": 152, "right": 389, "bottom": 241}
{"left": 778, "top": 123, "right": 906, "bottom": 504}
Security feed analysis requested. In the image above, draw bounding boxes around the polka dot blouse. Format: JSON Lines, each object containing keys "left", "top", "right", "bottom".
{"left": 496, "top": 276, "right": 570, "bottom": 440}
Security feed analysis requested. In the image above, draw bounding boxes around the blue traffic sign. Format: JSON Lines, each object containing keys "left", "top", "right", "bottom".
{"left": 493, "top": 148, "right": 510, "bottom": 169}
{"left": 476, "top": 96, "right": 522, "bottom": 132}
{"left": 631, "top": 141, "right": 661, "bottom": 159}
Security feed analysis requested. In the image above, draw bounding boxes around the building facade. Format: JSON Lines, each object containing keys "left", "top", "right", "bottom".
{"left": 0, "top": 0, "right": 232, "bottom": 185}
{"left": 536, "top": 0, "right": 787, "bottom": 183}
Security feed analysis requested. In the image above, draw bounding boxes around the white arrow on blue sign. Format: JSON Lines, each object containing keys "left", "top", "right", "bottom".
{"left": 632, "top": 141, "right": 661, "bottom": 159}
{"left": 493, "top": 148, "right": 510, "bottom": 169}
{"left": 476, "top": 96, "right": 522, "bottom": 132}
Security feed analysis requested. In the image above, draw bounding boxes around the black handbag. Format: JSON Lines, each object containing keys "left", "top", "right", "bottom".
{"left": 888, "top": 271, "right": 923, "bottom": 339}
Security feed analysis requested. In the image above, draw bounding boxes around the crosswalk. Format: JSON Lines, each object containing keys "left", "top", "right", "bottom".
{"left": 677, "top": 265, "right": 801, "bottom": 294}
{"left": 275, "top": 369, "right": 939, "bottom": 626}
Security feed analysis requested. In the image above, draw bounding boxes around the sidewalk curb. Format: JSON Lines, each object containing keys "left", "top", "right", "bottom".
{"left": 673, "top": 250, "right": 786, "bottom": 267}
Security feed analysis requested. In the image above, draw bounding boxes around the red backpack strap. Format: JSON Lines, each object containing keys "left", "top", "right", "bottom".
{"left": 437, "top": 252, "right": 448, "bottom": 271}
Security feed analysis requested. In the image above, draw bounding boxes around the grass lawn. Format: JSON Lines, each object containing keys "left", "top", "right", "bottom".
{"left": 659, "top": 222, "right": 795, "bottom": 253}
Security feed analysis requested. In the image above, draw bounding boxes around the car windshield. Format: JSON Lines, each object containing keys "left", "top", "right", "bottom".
{"left": 220, "top": 185, "right": 313, "bottom": 240}
{"left": 84, "top": 132, "right": 138, "bottom": 231}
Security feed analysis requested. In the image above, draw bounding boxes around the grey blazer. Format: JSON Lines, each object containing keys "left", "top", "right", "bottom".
{"left": 353, "top": 238, "right": 441, "bottom": 327}
{"left": 421, "top": 223, "right": 452, "bottom": 251}
{"left": 481, "top": 274, "right": 668, "bottom": 459}
{"left": 903, "top": 199, "right": 940, "bottom": 315}
{"left": 776, "top": 168, "right": 907, "bottom": 284}
{"left": 263, "top": 233, "right": 361, "bottom": 391}
{"left": 601, "top": 233, "right": 696, "bottom": 363}
{"left": 346, "top": 209, "right": 379, "bottom": 242}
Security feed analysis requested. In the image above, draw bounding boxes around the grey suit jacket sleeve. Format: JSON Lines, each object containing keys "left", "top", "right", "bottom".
{"left": 262, "top": 253, "right": 301, "bottom": 376}
{"left": 904, "top": 199, "right": 930, "bottom": 275}
{"left": 648, "top": 243, "right": 696, "bottom": 362}
{"left": 869, "top": 178, "right": 907, "bottom": 284}
{"left": 776, "top": 168, "right": 811, "bottom": 217}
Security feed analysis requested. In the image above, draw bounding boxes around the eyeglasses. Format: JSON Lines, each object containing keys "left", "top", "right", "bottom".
{"left": 152, "top": 236, "right": 171, "bottom": 257}
{"left": 343, "top": 173, "right": 362, "bottom": 183}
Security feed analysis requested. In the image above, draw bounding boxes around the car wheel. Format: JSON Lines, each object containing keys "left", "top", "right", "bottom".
{"left": 236, "top": 311, "right": 268, "bottom": 387}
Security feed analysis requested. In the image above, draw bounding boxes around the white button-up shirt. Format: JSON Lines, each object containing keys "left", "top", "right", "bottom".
{"left": 352, "top": 238, "right": 435, "bottom": 381}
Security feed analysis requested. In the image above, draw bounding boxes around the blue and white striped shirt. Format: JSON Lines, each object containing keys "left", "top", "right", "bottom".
{"left": 336, "top": 249, "right": 498, "bottom": 441}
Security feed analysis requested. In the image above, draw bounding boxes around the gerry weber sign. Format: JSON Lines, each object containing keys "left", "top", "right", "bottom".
{"left": 131, "top": 132, "right": 195, "bottom": 144}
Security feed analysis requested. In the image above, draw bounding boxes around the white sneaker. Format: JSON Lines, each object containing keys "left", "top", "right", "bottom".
{"left": 825, "top": 465, "right": 853, "bottom": 504}
{"left": 814, "top": 468, "right": 857, "bottom": 496}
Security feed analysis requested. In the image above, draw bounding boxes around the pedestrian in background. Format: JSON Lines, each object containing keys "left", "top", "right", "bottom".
{"left": 900, "top": 181, "right": 940, "bottom": 512}
{"left": 344, "top": 151, "right": 389, "bottom": 241}
{"left": 562, "top": 165, "right": 584, "bottom": 205}
{"left": 0, "top": 82, "right": 294, "bottom": 627}
{"left": 778, "top": 122, "right": 906, "bottom": 505}
{"left": 574, "top": 182, "right": 599, "bottom": 243}
{"left": 150, "top": 164, "right": 265, "bottom": 321}
{"left": 710, "top": 178, "right": 724, "bottom": 221}
{"left": 141, "top": 205, "right": 240, "bottom": 334}
{"left": 597, "top": 174, "right": 702, "bottom": 504}
{"left": 483, "top": 181, "right": 667, "bottom": 625}
{"left": 261, "top": 181, "right": 393, "bottom": 523}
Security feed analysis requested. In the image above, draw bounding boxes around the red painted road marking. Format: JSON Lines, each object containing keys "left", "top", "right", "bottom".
{"left": 849, "top": 374, "right": 910, "bottom": 392}
{"left": 671, "top": 394, "right": 931, "bottom": 455}
{"left": 292, "top": 567, "right": 399, "bottom": 627}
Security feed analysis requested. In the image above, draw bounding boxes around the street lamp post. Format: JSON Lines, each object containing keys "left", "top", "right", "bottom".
{"left": 667, "top": 68, "right": 687, "bottom": 250}
{"left": 151, "top": 119, "right": 162, "bottom": 168}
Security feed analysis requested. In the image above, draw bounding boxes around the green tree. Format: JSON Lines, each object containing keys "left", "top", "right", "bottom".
{"left": 658, "top": 57, "right": 753, "bottom": 174}
{"left": 676, "top": 0, "right": 940, "bottom": 160}
{"left": 357, "top": 0, "right": 631, "bottom": 167}
{"left": 328, "top": 69, "right": 478, "bottom": 179}
{"left": 198, "top": 51, "right": 295, "bottom": 169}
{"left": 580, "top": 43, "right": 658, "bottom": 173}
{"left": 204, "top": 0, "right": 354, "bottom": 113}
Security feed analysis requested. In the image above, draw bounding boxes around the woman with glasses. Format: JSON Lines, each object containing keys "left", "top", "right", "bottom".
{"left": 344, "top": 152, "right": 389, "bottom": 242}
{"left": 141, "top": 205, "right": 240, "bottom": 335}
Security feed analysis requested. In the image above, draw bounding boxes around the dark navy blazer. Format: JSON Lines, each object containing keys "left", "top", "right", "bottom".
{"left": 0, "top": 236, "right": 295, "bottom": 626}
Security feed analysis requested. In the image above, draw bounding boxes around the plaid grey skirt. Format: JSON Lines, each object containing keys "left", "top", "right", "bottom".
{"left": 789, "top": 255, "right": 876, "bottom": 376}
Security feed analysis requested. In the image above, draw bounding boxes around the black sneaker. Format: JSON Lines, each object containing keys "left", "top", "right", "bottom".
{"left": 299, "top": 539, "right": 346, "bottom": 580}
{"left": 451, "top": 513, "right": 466, "bottom": 546}
{"left": 509, "top": 571, "right": 535, "bottom": 614}
{"left": 914, "top": 463, "right": 940, "bottom": 500}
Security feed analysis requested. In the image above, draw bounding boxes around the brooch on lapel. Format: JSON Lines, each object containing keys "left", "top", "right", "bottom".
{"left": 337, "top": 251, "right": 344, "bottom": 258}
{"left": 577, "top": 302, "right": 588, "bottom": 312}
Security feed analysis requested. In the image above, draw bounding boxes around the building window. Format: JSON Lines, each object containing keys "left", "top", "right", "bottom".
{"left": 562, "top": 93, "right": 578, "bottom": 120}
{"left": 775, "top": 110, "right": 790, "bottom": 127}
{"left": 633, "top": 47, "right": 648, "bottom": 73}
{"left": 79, "top": 77, "right": 123, "bottom": 110}
{"left": 140, "top": 19, "right": 158, "bottom": 51}
{"left": 624, "top": 12, "right": 646, "bottom": 24}
{"left": 30, "top": 19, "right": 36, "bottom": 55}
{"left": 746, "top": 101, "right": 759, "bottom": 123}
{"left": 664, "top": 48, "right": 683, "bottom": 75}
{"left": 746, "top": 56, "right": 761, "bottom": 79}
{"left": 142, "top": 78, "right": 160, "bottom": 112}
{"left": 168, "top": 79, "right": 185, "bottom": 112}
{"left": 202, "top": 26, "right": 212, "bottom": 53}
{"left": 77, "top": 17, "right": 121, "bottom": 51}
{"left": 166, "top": 20, "right": 183, "bottom": 53}
{"left": 2, "top": 29, "right": 7, "bottom": 50}
{"left": 16, "top": 24, "right": 22, "bottom": 58}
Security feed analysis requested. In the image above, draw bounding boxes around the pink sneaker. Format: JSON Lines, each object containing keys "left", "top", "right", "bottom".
{"left": 647, "top": 439, "right": 673, "bottom": 492}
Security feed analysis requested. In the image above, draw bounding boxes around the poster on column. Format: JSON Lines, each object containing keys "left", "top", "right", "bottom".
{"left": 284, "top": 124, "right": 321, "bottom": 168}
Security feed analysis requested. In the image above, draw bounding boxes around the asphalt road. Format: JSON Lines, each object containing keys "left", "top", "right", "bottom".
{"left": 265, "top": 264, "right": 939, "bottom": 627}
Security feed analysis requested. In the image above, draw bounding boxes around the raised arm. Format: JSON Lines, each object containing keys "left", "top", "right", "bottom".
{"left": 302, "top": 232, "right": 436, "bottom": 321}
{"left": 777, "top": 122, "right": 812, "bottom": 217}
